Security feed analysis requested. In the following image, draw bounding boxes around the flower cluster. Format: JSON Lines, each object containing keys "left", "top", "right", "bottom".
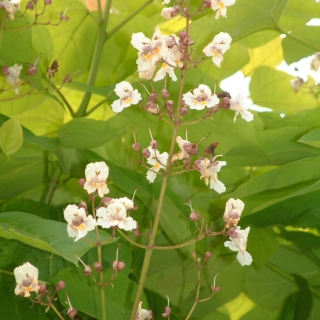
{"left": 223, "top": 198, "right": 252, "bottom": 266}
{"left": 64, "top": 162, "right": 138, "bottom": 241}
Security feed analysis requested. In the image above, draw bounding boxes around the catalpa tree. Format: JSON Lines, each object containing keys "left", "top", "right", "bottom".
{"left": 1, "top": 0, "right": 320, "bottom": 319}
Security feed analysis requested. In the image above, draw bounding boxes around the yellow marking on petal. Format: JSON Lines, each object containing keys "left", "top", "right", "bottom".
{"left": 219, "top": 2, "right": 225, "bottom": 9}
{"left": 125, "top": 98, "right": 131, "bottom": 104}
{"left": 213, "top": 50, "right": 219, "bottom": 57}
{"left": 194, "top": 100, "right": 198, "bottom": 105}
{"left": 146, "top": 53, "right": 152, "bottom": 60}
{"left": 154, "top": 163, "right": 160, "bottom": 170}
{"left": 154, "top": 47, "right": 160, "bottom": 54}
{"left": 161, "top": 63, "right": 167, "bottom": 68}
{"left": 201, "top": 101, "right": 206, "bottom": 105}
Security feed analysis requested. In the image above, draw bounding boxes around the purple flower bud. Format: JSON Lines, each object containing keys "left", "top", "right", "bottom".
{"left": 60, "top": 12, "right": 69, "bottom": 21}
{"left": 55, "top": 281, "right": 65, "bottom": 291}
{"left": 161, "top": 88, "right": 170, "bottom": 99}
{"left": 31, "top": 0, "right": 38, "bottom": 4}
{"left": 44, "top": 0, "right": 52, "bottom": 4}
{"left": 145, "top": 102, "right": 159, "bottom": 114}
{"left": 142, "top": 148, "right": 151, "bottom": 158}
{"left": 63, "top": 74, "right": 72, "bottom": 83}
{"left": 94, "top": 261, "right": 103, "bottom": 272}
{"left": 83, "top": 265, "right": 92, "bottom": 276}
{"left": 117, "top": 261, "right": 126, "bottom": 271}
{"left": 68, "top": 308, "right": 77, "bottom": 319}
{"left": 39, "top": 284, "right": 47, "bottom": 293}
{"left": 179, "top": 31, "right": 187, "bottom": 40}
{"left": 101, "top": 197, "right": 113, "bottom": 205}
{"left": 204, "top": 0, "right": 211, "bottom": 8}
{"left": 148, "top": 92, "right": 158, "bottom": 102}
{"left": 78, "top": 178, "right": 86, "bottom": 187}
{"left": 222, "top": 97, "right": 230, "bottom": 109}
{"left": 150, "top": 139, "right": 158, "bottom": 149}
{"left": 165, "top": 306, "right": 171, "bottom": 315}
{"left": 132, "top": 142, "right": 141, "bottom": 151}
{"left": 27, "top": 65, "right": 38, "bottom": 76}
{"left": 134, "top": 228, "right": 141, "bottom": 236}
{"left": 1, "top": 66, "right": 9, "bottom": 76}
{"left": 189, "top": 210, "right": 201, "bottom": 221}
{"left": 193, "top": 159, "right": 201, "bottom": 170}
{"left": 171, "top": 6, "right": 179, "bottom": 17}
{"left": 180, "top": 107, "right": 188, "bottom": 115}
{"left": 26, "top": 1, "right": 35, "bottom": 10}
{"left": 229, "top": 228, "right": 238, "bottom": 238}
{"left": 204, "top": 252, "right": 212, "bottom": 260}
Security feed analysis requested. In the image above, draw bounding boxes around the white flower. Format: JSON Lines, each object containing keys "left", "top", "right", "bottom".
{"left": 146, "top": 146, "right": 169, "bottom": 183}
{"left": 131, "top": 27, "right": 168, "bottom": 79}
{"left": 14, "top": 262, "right": 40, "bottom": 297}
{"left": 203, "top": 32, "right": 232, "bottom": 67}
{"left": 161, "top": 7, "right": 177, "bottom": 19}
{"left": 96, "top": 200, "right": 137, "bottom": 231}
{"left": 183, "top": 84, "right": 219, "bottom": 110}
{"left": 111, "top": 81, "right": 142, "bottom": 113}
{"left": 153, "top": 62, "right": 177, "bottom": 81}
{"left": 162, "top": 0, "right": 170, "bottom": 4}
{"left": 135, "top": 302, "right": 153, "bottom": 320}
{"left": 224, "top": 226, "right": 253, "bottom": 266}
{"left": 311, "top": 52, "right": 320, "bottom": 71}
{"left": 223, "top": 198, "right": 244, "bottom": 228}
{"left": 211, "top": 0, "right": 236, "bottom": 19}
{"left": 84, "top": 162, "right": 109, "bottom": 197}
{"left": 197, "top": 157, "right": 226, "bottom": 193}
{"left": 163, "top": 34, "right": 183, "bottom": 68}
{"left": 229, "top": 93, "right": 254, "bottom": 122}
{"left": 64, "top": 204, "right": 96, "bottom": 241}
{"left": 5, "top": 64, "right": 22, "bottom": 94}
{"left": 172, "top": 136, "right": 192, "bottom": 162}
{"left": 0, "top": 0, "right": 20, "bottom": 20}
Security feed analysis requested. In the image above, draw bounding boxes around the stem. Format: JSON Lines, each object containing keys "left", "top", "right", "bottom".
{"left": 185, "top": 268, "right": 201, "bottom": 320}
{"left": 130, "top": 2, "right": 191, "bottom": 318}
{"left": 105, "top": 0, "right": 154, "bottom": 41}
{"left": 40, "top": 151, "right": 49, "bottom": 203}
{"left": 50, "top": 303, "right": 65, "bottom": 320}
{"left": 86, "top": 98, "right": 108, "bottom": 116}
{"left": 74, "top": 0, "right": 112, "bottom": 118}
{"left": 92, "top": 201, "right": 107, "bottom": 320}
{"left": 0, "top": 10, "right": 6, "bottom": 50}
{"left": 44, "top": 162, "right": 61, "bottom": 205}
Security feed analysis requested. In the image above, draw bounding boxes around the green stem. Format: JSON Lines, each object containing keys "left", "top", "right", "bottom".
{"left": 92, "top": 200, "right": 107, "bottom": 320}
{"left": 74, "top": 0, "right": 112, "bottom": 118}
{"left": 40, "top": 151, "right": 49, "bottom": 203}
{"left": 105, "top": 0, "right": 154, "bottom": 41}
{"left": 185, "top": 268, "right": 201, "bottom": 320}
{"left": 86, "top": 98, "right": 108, "bottom": 116}
{"left": 44, "top": 162, "right": 61, "bottom": 205}
{"left": 0, "top": 10, "right": 6, "bottom": 50}
{"left": 129, "top": 3, "right": 191, "bottom": 318}
{"left": 50, "top": 303, "right": 65, "bottom": 320}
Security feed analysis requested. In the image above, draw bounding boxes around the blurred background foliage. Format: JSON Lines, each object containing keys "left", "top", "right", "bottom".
{"left": 1, "top": 0, "right": 320, "bottom": 319}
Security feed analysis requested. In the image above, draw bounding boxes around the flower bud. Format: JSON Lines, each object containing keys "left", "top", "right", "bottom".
{"left": 78, "top": 200, "right": 87, "bottom": 210}
{"left": 44, "top": 0, "right": 52, "bottom": 4}
{"left": 204, "top": 252, "right": 212, "bottom": 260}
{"left": 179, "top": 31, "right": 187, "bottom": 40}
{"left": 193, "top": 159, "right": 201, "bottom": 170}
{"left": 48, "top": 60, "right": 59, "bottom": 78}
{"left": 204, "top": 0, "right": 211, "bottom": 7}
{"left": 55, "top": 281, "right": 65, "bottom": 291}
{"left": 132, "top": 142, "right": 141, "bottom": 151}
{"left": 31, "top": 0, "right": 38, "bottom": 4}
{"left": 180, "top": 107, "right": 188, "bottom": 115}
{"left": 63, "top": 74, "right": 72, "bottom": 83}
{"left": 27, "top": 65, "right": 38, "bottom": 76}
{"left": 60, "top": 12, "right": 69, "bottom": 21}
{"left": 142, "top": 148, "right": 151, "bottom": 158}
{"left": 204, "top": 141, "right": 218, "bottom": 156}
{"left": 165, "top": 306, "right": 171, "bottom": 315}
{"left": 78, "top": 178, "right": 86, "bottom": 187}
{"left": 68, "top": 308, "right": 77, "bottom": 319}
{"left": 1, "top": 66, "right": 9, "bottom": 76}
{"left": 94, "top": 261, "right": 103, "bottom": 272}
{"left": 211, "top": 283, "right": 221, "bottom": 291}
{"left": 229, "top": 227, "right": 238, "bottom": 238}
{"left": 83, "top": 265, "right": 92, "bottom": 276}
{"left": 113, "top": 260, "right": 125, "bottom": 272}
{"left": 134, "top": 227, "right": 141, "bottom": 236}
{"left": 26, "top": 1, "right": 35, "bottom": 10}
{"left": 191, "top": 251, "right": 197, "bottom": 260}
{"left": 221, "top": 97, "right": 230, "bottom": 109}
{"left": 189, "top": 210, "right": 201, "bottom": 221}
{"left": 217, "top": 91, "right": 231, "bottom": 99}
{"left": 150, "top": 139, "right": 158, "bottom": 149}
{"left": 161, "top": 88, "right": 170, "bottom": 99}
{"left": 148, "top": 92, "right": 158, "bottom": 103}
{"left": 101, "top": 197, "right": 113, "bottom": 205}
{"left": 39, "top": 284, "right": 47, "bottom": 293}
{"left": 145, "top": 102, "right": 159, "bottom": 114}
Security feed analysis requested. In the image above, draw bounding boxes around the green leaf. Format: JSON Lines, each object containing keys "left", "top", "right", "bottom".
{"left": 298, "top": 128, "right": 320, "bottom": 149}
{"left": 0, "top": 119, "right": 23, "bottom": 156}
{"left": 72, "top": 81, "right": 114, "bottom": 97}
{"left": 250, "top": 66, "right": 318, "bottom": 113}
{"left": 58, "top": 117, "right": 127, "bottom": 149}
{"left": 280, "top": 229, "right": 320, "bottom": 250}
{"left": 282, "top": 26, "right": 320, "bottom": 64}
{"left": 0, "top": 211, "right": 111, "bottom": 265}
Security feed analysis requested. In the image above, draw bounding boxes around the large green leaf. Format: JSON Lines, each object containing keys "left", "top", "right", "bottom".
{"left": 298, "top": 128, "right": 320, "bottom": 149}
{"left": 250, "top": 66, "right": 318, "bottom": 113}
{"left": 0, "top": 119, "right": 23, "bottom": 157}
{"left": 0, "top": 211, "right": 111, "bottom": 265}
{"left": 58, "top": 116, "right": 127, "bottom": 149}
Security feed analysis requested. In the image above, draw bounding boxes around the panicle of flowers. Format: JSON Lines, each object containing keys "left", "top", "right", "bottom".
{"left": 111, "top": 81, "right": 142, "bottom": 113}
{"left": 210, "top": 0, "right": 236, "bottom": 19}
{"left": 63, "top": 204, "right": 96, "bottom": 241}
{"left": 203, "top": 32, "right": 232, "bottom": 68}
